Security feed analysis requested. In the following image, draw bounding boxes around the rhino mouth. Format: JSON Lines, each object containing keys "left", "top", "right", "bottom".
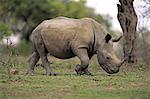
{"left": 100, "top": 64, "right": 119, "bottom": 74}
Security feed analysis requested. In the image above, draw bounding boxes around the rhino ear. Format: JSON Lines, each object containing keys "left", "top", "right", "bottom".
{"left": 105, "top": 34, "right": 112, "bottom": 43}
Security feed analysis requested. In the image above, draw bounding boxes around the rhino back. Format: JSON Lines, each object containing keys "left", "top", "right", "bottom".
{"left": 32, "top": 17, "right": 94, "bottom": 59}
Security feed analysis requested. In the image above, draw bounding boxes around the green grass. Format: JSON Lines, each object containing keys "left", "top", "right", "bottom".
{"left": 0, "top": 56, "right": 150, "bottom": 99}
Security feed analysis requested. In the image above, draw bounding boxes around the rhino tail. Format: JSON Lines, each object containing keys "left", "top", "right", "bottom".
{"left": 26, "top": 43, "right": 37, "bottom": 63}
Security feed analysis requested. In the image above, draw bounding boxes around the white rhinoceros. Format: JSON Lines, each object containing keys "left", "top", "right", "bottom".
{"left": 27, "top": 17, "right": 124, "bottom": 75}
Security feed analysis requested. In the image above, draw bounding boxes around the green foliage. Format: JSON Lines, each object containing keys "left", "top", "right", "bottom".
{"left": 15, "top": 40, "right": 32, "bottom": 56}
{"left": 61, "top": 0, "right": 93, "bottom": 18}
{"left": 0, "top": 23, "right": 12, "bottom": 40}
{"left": 0, "top": 40, "right": 32, "bottom": 56}
{"left": 0, "top": 0, "right": 111, "bottom": 40}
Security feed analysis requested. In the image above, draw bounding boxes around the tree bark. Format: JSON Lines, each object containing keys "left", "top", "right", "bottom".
{"left": 117, "top": 0, "right": 138, "bottom": 63}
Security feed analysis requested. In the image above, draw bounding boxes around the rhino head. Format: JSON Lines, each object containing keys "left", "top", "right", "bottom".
{"left": 97, "top": 34, "right": 125, "bottom": 74}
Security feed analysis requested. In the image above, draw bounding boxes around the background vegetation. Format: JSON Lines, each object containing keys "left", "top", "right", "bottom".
{"left": 0, "top": 0, "right": 111, "bottom": 40}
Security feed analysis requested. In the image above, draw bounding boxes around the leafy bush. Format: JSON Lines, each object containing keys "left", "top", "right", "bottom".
{"left": 0, "top": 23, "right": 12, "bottom": 40}
{"left": 0, "top": 0, "right": 111, "bottom": 40}
{"left": 15, "top": 40, "right": 32, "bottom": 56}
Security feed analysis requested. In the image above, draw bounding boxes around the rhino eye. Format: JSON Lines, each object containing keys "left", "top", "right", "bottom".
{"left": 106, "top": 57, "right": 110, "bottom": 60}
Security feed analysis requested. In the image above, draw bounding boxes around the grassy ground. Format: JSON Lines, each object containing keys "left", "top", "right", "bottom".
{"left": 0, "top": 56, "right": 150, "bottom": 99}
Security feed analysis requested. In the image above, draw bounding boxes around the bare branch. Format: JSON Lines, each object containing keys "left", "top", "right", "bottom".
{"left": 134, "top": 0, "right": 150, "bottom": 31}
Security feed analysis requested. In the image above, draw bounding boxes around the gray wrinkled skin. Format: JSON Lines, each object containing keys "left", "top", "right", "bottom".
{"left": 27, "top": 17, "right": 124, "bottom": 75}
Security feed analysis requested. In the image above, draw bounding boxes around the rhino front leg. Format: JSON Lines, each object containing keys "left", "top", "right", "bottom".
{"left": 74, "top": 48, "right": 92, "bottom": 75}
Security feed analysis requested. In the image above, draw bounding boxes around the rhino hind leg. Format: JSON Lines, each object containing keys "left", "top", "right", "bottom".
{"left": 34, "top": 40, "right": 56, "bottom": 76}
{"left": 27, "top": 51, "right": 39, "bottom": 75}
{"left": 74, "top": 48, "right": 93, "bottom": 76}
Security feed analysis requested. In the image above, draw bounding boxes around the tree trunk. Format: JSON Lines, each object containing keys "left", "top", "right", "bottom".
{"left": 117, "top": 0, "right": 138, "bottom": 63}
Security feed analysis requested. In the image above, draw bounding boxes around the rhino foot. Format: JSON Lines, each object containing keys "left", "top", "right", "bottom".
{"left": 46, "top": 72, "right": 57, "bottom": 76}
{"left": 75, "top": 65, "right": 93, "bottom": 76}
{"left": 26, "top": 70, "right": 34, "bottom": 76}
{"left": 84, "top": 69, "right": 93, "bottom": 76}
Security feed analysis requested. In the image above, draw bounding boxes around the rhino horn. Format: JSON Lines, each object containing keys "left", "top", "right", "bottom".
{"left": 118, "top": 57, "right": 127, "bottom": 67}
{"left": 112, "top": 35, "right": 123, "bottom": 42}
